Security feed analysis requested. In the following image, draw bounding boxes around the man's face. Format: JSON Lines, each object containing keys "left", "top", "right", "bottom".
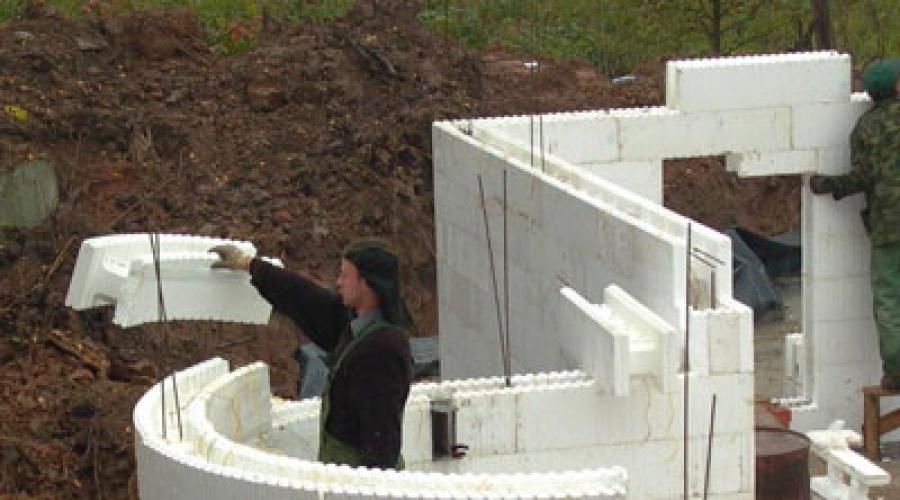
{"left": 336, "top": 258, "right": 365, "bottom": 309}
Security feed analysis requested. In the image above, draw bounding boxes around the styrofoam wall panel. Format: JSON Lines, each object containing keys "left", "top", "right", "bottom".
{"left": 702, "top": 302, "right": 754, "bottom": 375}
{"left": 436, "top": 126, "right": 685, "bottom": 380}
{"left": 133, "top": 357, "right": 230, "bottom": 441}
{"left": 464, "top": 119, "right": 734, "bottom": 307}
{"left": 814, "top": 319, "right": 880, "bottom": 365}
{"left": 618, "top": 107, "right": 792, "bottom": 161}
{"left": 65, "top": 234, "right": 281, "bottom": 328}
{"left": 810, "top": 277, "right": 875, "bottom": 322}
{"left": 202, "top": 362, "right": 272, "bottom": 442}
{"left": 666, "top": 52, "right": 851, "bottom": 112}
{"left": 792, "top": 92, "right": 872, "bottom": 150}
{"left": 136, "top": 361, "right": 631, "bottom": 499}
{"left": 725, "top": 150, "right": 816, "bottom": 177}
{"left": 67, "top": 234, "right": 254, "bottom": 308}
{"left": 473, "top": 111, "right": 622, "bottom": 165}
{"left": 559, "top": 287, "right": 629, "bottom": 395}
{"left": 580, "top": 160, "right": 663, "bottom": 203}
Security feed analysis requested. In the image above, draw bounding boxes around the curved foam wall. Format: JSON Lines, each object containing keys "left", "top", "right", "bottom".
{"left": 133, "top": 359, "right": 629, "bottom": 499}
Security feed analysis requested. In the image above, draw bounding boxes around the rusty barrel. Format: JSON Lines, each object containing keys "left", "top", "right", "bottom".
{"left": 755, "top": 426, "right": 810, "bottom": 499}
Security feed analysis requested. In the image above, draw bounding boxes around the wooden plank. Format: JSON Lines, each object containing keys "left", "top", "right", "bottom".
{"left": 864, "top": 392, "right": 881, "bottom": 461}
{"left": 881, "top": 409, "right": 900, "bottom": 435}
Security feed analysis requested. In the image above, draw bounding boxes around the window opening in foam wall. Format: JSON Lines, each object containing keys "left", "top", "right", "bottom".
{"left": 662, "top": 155, "right": 802, "bottom": 401}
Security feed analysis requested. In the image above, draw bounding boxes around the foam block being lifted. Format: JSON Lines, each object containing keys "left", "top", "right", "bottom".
{"left": 65, "top": 234, "right": 281, "bottom": 328}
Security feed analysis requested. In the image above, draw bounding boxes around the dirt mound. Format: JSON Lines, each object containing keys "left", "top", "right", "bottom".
{"left": 0, "top": 1, "right": 798, "bottom": 497}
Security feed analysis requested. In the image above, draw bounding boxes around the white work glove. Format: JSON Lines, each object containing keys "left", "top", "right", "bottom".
{"left": 209, "top": 244, "right": 252, "bottom": 271}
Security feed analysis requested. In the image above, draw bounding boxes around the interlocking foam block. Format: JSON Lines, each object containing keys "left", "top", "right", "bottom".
{"left": 581, "top": 160, "right": 663, "bottom": 203}
{"left": 808, "top": 426, "right": 889, "bottom": 499}
{"left": 666, "top": 51, "right": 851, "bottom": 111}
{"left": 559, "top": 286, "right": 678, "bottom": 396}
{"left": 65, "top": 234, "right": 281, "bottom": 328}
{"left": 726, "top": 150, "right": 816, "bottom": 177}
{"left": 559, "top": 286, "right": 629, "bottom": 396}
{"left": 618, "top": 106, "right": 792, "bottom": 161}
{"left": 137, "top": 360, "right": 628, "bottom": 498}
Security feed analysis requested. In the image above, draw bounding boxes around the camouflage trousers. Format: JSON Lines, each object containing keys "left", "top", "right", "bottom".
{"left": 874, "top": 243, "right": 900, "bottom": 377}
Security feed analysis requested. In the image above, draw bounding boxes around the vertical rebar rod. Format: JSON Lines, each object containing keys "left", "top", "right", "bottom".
{"left": 529, "top": 114, "right": 535, "bottom": 168}
{"left": 149, "top": 233, "right": 184, "bottom": 441}
{"left": 704, "top": 394, "right": 718, "bottom": 500}
{"left": 684, "top": 223, "right": 692, "bottom": 500}
{"left": 150, "top": 234, "right": 167, "bottom": 440}
{"left": 477, "top": 175, "right": 507, "bottom": 380}
{"left": 172, "top": 374, "right": 183, "bottom": 441}
{"left": 160, "top": 375, "right": 166, "bottom": 439}
{"left": 539, "top": 114, "right": 545, "bottom": 173}
{"left": 503, "top": 169, "right": 510, "bottom": 387}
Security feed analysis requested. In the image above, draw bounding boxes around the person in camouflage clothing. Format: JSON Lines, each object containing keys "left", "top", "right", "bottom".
{"left": 810, "top": 58, "right": 900, "bottom": 389}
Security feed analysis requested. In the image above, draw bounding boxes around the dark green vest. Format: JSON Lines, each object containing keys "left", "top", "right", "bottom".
{"left": 317, "top": 318, "right": 404, "bottom": 469}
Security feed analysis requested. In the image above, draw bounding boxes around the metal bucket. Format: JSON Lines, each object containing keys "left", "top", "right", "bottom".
{"left": 755, "top": 426, "right": 810, "bottom": 499}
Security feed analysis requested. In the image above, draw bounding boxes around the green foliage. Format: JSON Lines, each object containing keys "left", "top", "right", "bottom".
{"left": 0, "top": 1, "right": 23, "bottom": 22}
{"left": 420, "top": 0, "right": 900, "bottom": 76}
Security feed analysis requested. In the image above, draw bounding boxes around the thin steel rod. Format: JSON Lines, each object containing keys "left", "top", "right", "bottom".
{"left": 691, "top": 246, "right": 726, "bottom": 266}
{"left": 477, "top": 175, "right": 507, "bottom": 380}
{"left": 684, "top": 223, "right": 692, "bottom": 500}
{"left": 149, "top": 233, "right": 184, "bottom": 441}
{"left": 529, "top": 113, "right": 535, "bottom": 168}
{"left": 160, "top": 374, "right": 166, "bottom": 439}
{"left": 150, "top": 234, "right": 167, "bottom": 440}
{"left": 704, "top": 394, "right": 718, "bottom": 500}
{"left": 690, "top": 251, "right": 717, "bottom": 269}
{"left": 172, "top": 373, "right": 183, "bottom": 441}
{"left": 539, "top": 114, "right": 545, "bottom": 172}
{"left": 503, "top": 169, "right": 511, "bottom": 387}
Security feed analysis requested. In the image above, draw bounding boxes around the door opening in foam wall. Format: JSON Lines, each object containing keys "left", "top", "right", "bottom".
{"left": 662, "top": 155, "right": 803, "bottom": 401}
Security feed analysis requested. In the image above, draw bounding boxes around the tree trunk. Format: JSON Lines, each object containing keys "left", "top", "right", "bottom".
{"left": 711, "top": 0, "right": 723, "bottom": 55}
{"left": 811, "top": 0, "right": 833, "bottom": 49}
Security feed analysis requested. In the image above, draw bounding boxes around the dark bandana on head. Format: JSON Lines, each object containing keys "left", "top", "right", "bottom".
{"left": 342, "top": 239, "right": 413, "bottom": 329}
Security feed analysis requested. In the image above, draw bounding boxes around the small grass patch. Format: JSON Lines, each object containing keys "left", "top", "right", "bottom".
{"left": 0, "top": 0, "right": 356, "bottom": 54}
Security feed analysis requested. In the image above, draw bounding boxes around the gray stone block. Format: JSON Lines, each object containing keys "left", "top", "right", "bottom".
{"left": 0, "top": 160, "right": 58, "bottom": 228}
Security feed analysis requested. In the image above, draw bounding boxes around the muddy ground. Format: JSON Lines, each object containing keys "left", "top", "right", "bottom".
{"left": 0, "top": 1, "right": 803, "bottom": 497}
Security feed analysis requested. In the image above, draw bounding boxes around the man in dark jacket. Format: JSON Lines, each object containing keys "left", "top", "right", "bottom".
{"left": 809, "top": 58, "right": 900, "bottom": 389}
{"left": 210, "top": 239, "right": 413, "bottom": 469}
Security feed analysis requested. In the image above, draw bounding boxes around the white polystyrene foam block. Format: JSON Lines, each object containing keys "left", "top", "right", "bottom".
{"left": 706, "top": 307, "right": 754, "bottom": 374}
{"left": 726, "top": 150, "right": 816, "bottom": 177}
{"left": 540, "top": 115, "right": 621, "bottom": 164}
{"left": 814, "top": 319, "right": 879, "bottom": 365}
{"left": 666, "top": 52, "right": 851, "bottom": 111}
{"left": 619, "top": 107, "right": 792, "bottom": 161}
{"left": 810, "top": 276, "right": 874, "bottom": 322}
{"left": 453, "top": 390, "right": 518, "bottom": 457}
{"left": 580, "top": 160, "right": 663, "bottom": 204}
{"left": 66, "top": 234, "right": 256, "bottom": 309}
{"left": 816, "top": 147, "right": 852, "bottom": 176}
{"left": 114, "top": 253, "right": 280, "bottom": 328}
{"left": 793, "top": 92, "right": 873, "bottom": 152}
{"left": 559, "top": 287, "right": 629, "bottom": 396}
{"left": 65, "top": 234, "right": 281, "bottom": 328}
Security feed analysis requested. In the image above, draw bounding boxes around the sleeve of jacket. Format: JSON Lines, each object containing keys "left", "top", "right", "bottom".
{"left": 349, "top": 339, "right": 411, "bottom": 469}
{"left": 829, "top": 112, "right": 879, "bottom": 200}
{"left": 248, "top": 258, "right": 347, "bottom": 352}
